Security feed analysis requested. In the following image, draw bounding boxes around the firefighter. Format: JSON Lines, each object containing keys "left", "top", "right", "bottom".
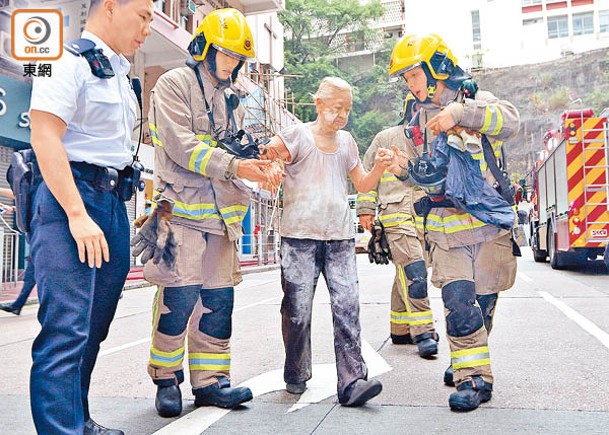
{"left": 356, "top": 96, "right": 439, "bottom": 358}
{"left": 141, "top": 8, "right": 280, "bottom": 417}
{"left": 388, "top": 34, "right": 520, "bottom": 411}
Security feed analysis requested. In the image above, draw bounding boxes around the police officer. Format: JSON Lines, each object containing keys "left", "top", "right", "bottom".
{"left": 357, "top": 116, "right": 439, "bottom": 358}
{"left": 388, "top": 34, "right": 520, "bottom": 412}
{"left": 27, "top": 0, "right": 153, "bottom": 433}
{"left": 143, "top": 8, "right": 278, "bottom": 417}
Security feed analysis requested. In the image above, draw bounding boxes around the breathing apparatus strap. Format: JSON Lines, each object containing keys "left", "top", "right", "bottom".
{"left": 191, "top": 64, "right": 218, "bottom": 135}
{"left": 480, "top": 135, "right": 515, "bottom": 206}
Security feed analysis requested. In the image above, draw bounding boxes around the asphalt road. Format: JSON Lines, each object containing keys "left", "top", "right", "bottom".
{"left": 1, "top": 247, "right": 609, "bottom": 434}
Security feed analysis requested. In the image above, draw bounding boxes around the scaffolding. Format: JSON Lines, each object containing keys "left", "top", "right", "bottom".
{"left": 233, "top": 69, "right": 301, "bottom": 266}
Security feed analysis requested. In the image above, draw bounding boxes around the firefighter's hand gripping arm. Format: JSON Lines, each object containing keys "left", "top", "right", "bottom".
{"left": 130, "top": 197, "right": 177, "bottom": 268}
{"left": 367, "top": 221, "right": 392, "bottom": 265}
{"left": 257, "top": 135, "right": 291, "bottom": 194}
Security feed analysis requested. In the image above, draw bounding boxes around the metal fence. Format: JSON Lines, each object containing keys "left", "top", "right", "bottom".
{"left": 238, "top": 194, "right": 281, "bottom": 267}
{"left": 0, "top": 227, "right": 22, "bottom": 296}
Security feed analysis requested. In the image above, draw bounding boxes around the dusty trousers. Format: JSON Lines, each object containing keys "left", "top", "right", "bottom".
{"left": 385, "top": 232, "right": 435, "bottom": 338}
{"left": 280, "top": 237, "right": 367, "bottom": 403}
{"left": 430, "top": 233, "right": 516, "bottom": 386}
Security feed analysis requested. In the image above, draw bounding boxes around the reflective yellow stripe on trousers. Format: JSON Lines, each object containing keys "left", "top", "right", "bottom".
{"left": 451, "top": 346, "right": 491, "bottom": 370}
{"left": 189, "top": 353, "right": 231, "bottom": 371}
{"left": 150, "top": 346, "right": 185, "bottom": 368}
{"left": 393, "top": 266, "right": 433, "bottom": 326}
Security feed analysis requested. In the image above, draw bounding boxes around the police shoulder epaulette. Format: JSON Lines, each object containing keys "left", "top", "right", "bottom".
{"left": 64, "top": 38, "right": 115, "bottom": 79}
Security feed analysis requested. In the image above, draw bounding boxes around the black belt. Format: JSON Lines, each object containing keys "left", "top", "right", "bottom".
{"left": 70, "top": 161, "right": 125, "bottom": 192}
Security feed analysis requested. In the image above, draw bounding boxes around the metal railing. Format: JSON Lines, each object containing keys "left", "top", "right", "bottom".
{"left": 0, "top": 227, "right": 22, "bottom": 296}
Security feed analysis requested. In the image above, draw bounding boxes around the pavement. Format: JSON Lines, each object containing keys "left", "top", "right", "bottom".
{"left": 0, "top": 260, "right": 280, "bottom": 303}
{"left": 2, "top": 249, "right": 609, "bottom": 434}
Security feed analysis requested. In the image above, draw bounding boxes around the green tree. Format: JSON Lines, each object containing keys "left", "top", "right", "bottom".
{"left": 279, "top": 0, "right": 402, "bottom": 149}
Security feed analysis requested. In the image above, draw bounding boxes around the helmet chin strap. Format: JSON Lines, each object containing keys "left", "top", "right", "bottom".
{"left": 413, "top": 63, "right": 438, "bottom": 104}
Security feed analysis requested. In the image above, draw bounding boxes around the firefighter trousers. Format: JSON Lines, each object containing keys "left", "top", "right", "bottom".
{"left": 145, "top": 229, "right": 241, "bottom": 390}
{"left": 280, "top": 237, "right": 367, "bottom": 403}
{"left": 385, "top": 232, "right": 435, "bottom": 339}
{"left": 429, "top": 233, "right": 516, "bottom": 386}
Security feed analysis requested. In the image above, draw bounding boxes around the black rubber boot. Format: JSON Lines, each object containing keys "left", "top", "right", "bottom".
{"left": 444, "top": 365, "right": 455, "bottom": 387}
{"left": 448, "top": 376, "right": 493, "bottom": 412}
{"left": 155, "top": 384, "right": 182, "bottom": 418}
{"left": 414, "top": 332, "right": 439, "bottom": 358}
{"left": 390, "top": 333, "right": 414, "bottom": 345}
{"left": 194, "top": 377, "right": 253, "bottom": 409}
{"left": 340, "top": 379, "right": 383, "bottom": 407}
{"left": 84, "top": 418, "right": 124, "bottom": 435}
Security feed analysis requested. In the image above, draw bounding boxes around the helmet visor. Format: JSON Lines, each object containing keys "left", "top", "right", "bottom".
{"left": 212, "top": 43, "right": 253, "bottom": 62}
{"left": 390, "top": 61, "right": 422, "bottom": 79}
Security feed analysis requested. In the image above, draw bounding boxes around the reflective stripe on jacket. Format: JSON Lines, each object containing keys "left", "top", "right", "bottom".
{"left": 149, "top": 65, "right": 250, "bottom": 240}
{"left": 410, "top": 88, "right": 520, "bottom": 248}
{"left": 356, "top": 125, "right": 425, "bottom": 236}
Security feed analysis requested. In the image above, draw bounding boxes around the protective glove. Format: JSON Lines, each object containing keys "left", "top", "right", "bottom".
{"left": 130, "top": 197, "right": 177, "bottom": 269}
{"left": 367, "top": 221, "right": 392, "bottom": 265}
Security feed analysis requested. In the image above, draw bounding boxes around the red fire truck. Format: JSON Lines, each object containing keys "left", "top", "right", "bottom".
{"left": 529, "top": 108, "right": 609, "bottom": 269}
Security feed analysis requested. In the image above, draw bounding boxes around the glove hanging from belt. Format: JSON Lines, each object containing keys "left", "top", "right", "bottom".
{"left": 367, "top": 220, "right": 392, "bottom": 265}
{"left": 130, "top": 196, "right": 177, "bottom": 268}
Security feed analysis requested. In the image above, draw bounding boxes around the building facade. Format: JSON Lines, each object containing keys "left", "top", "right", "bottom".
{"left": 0, "top": 0, "right": 297, "bottom": 291}
{"left": 402, "top": 0, "right": 609, "bottom": 69}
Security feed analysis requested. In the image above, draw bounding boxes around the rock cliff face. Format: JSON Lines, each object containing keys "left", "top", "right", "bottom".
{"left": 472, "top": 47, "right": 609, "bottom": 179}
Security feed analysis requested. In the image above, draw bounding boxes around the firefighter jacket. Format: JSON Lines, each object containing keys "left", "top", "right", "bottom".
{"left": 356, "top": 125, "right": 426, "bottom": 236}
{"left": 411, "top": 87, "right": 520, "bottom": 249}
{"left": 148, "top": 65, "right": 251, "bottom": 241}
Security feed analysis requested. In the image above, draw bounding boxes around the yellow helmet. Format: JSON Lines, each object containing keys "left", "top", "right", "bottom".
{"left": 189, "top": 8, "right": 255, "bottom": 62}
{"left": 389, "top": 34, "right": 457, "bottom": 80}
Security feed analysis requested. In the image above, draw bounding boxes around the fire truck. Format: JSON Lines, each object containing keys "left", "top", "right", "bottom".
{"left": 529, "top": 108, "right": 609, "bottom": 269}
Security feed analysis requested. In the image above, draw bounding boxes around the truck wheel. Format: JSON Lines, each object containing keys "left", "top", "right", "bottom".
{"left": 531, "top": 223, "right": 547, "bottom": 262}
{"left": 548, "top": 221, "right": 566, "bottom": 270}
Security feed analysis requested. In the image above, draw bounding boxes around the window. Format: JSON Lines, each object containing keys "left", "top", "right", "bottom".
{"left": 572, "top": 12, "right": 593, "bottom": 36}
{"left": 523, "top": 18, "right": 542, "bottom": 26}
{"left": 471, "top": 10, "right": 481, "bottom": 50}
{"left": 547, "top": 15, "right": 568, "bottom": 39}
{"left": 522, "top": 0, "right": 541, "bottom": 5}
{"left": 600, "top": 10, "right": 609, "bottom": 33}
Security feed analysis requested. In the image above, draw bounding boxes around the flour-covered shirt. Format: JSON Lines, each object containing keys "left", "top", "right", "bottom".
{"left": 278, "top": 123, "right": 361, "bottom": 240}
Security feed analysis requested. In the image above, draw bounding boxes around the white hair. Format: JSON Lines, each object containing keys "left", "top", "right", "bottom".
{"left": 313, "top": 77, "right": 352, "bottom": 101}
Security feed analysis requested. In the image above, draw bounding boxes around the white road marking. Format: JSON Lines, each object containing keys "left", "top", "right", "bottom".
{"left": 151, "top": 339, "right": 392, "bottom": 434}
{"left": 98, "top": 338, "right": 150, "bottom": 357}
{"left": 287, "top": 339, "right": 392, "bottom": 413}
{"left": 517, "top": 272, "right": 534, "bottom": 283}
{"left": 538, "top": 290, "right": 609, "bottom": 349}
{"left": 234, "top": 297, "right": 277, "bottom": 313}
{"left": 99, "top": 297, "right": 279, "bottom": 358}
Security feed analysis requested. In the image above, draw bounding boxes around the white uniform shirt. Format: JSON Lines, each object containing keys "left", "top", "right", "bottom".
{"left": 29, "top": 31, "right": 136, "bottom": 169}
{"left": 278, "top": 123, "right": 361, "bottom": 240}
